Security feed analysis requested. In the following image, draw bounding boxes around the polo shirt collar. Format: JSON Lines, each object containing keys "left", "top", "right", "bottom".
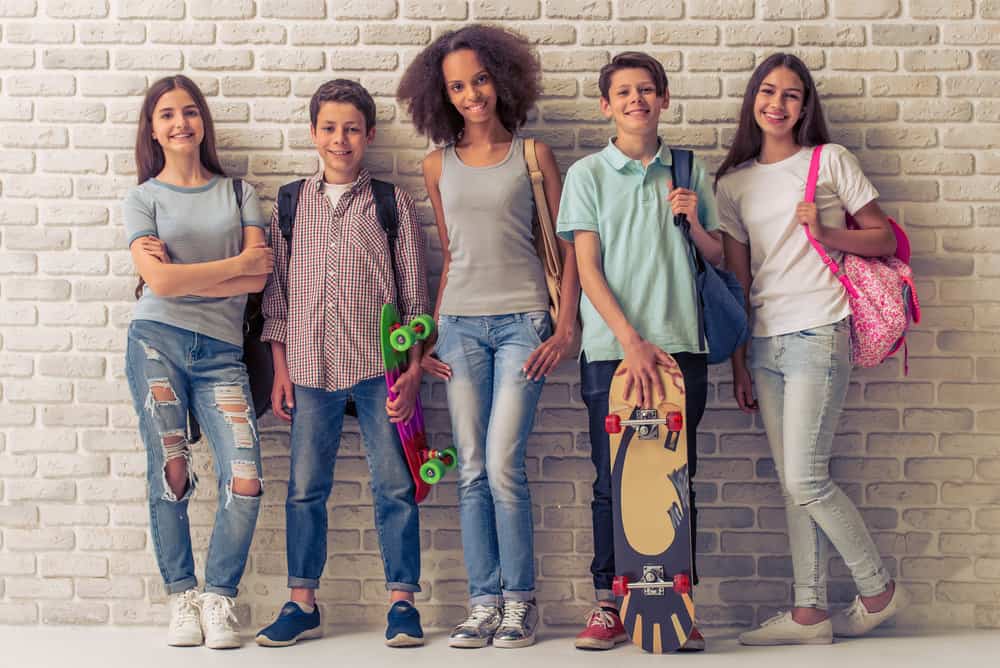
{"left": 601, "top": 137, "right": 673, "bottom": 172}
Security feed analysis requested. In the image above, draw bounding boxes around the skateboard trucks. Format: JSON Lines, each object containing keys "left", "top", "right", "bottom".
{"left": 612, "top": 566, "right": 691, "bottom": 598}
{"left": 604, "top": 411, "right": 683, "bottom": 448}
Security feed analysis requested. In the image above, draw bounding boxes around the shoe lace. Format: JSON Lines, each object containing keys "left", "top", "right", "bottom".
{"left": 459, "top": 604, "right": 497, "bottom": 630}
{"left": 584, "top": 608, "right": 616, "bottom": 629}
{"left": 499, "top": 601, "right": 528, "bottom": 631}
{"left": 846, "top": 597, "right": 865, "bottom": 619}
{"left": 759, "top": 611, "right": 789, "bottom": 627}
{"left": 200, "top": 593, "right": 237, "bottom": 631}
{"left": 171, "top": 590, "right": 201, "bottom": 627}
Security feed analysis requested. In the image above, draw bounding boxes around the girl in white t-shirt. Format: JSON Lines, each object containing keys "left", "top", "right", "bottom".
{"left": 715, "top": 53, "right": 908, "bottom": 646}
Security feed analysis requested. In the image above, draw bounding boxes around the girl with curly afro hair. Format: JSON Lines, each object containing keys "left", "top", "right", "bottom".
{"left": 397, "top": 24, "right": 580, "bottom": 649}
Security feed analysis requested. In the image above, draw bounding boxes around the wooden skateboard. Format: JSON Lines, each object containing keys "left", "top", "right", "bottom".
{"left": 380, "top": 303, "right": 456, "bottom": 504}
{"left": 605, "top": 353, "right": 695, "bottom": 653}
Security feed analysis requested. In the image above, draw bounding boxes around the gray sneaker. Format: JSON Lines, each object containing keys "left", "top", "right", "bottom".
{"left": 493, "top": 600, "right": 538, "bottom": 649}
{"left": 448, "top": 604, "right": 503, "bottom": 648}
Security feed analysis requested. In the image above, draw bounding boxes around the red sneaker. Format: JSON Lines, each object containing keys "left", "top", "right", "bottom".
{"left": 679, "top": 626, "right": 706, "bottom": 652}
{"left": 574, "top": 607, "right": 629, "bottom": 650}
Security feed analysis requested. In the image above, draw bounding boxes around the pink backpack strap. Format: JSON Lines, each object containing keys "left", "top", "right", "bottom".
{"left": 801, "top": 144, "right": 859, "bottom": 299}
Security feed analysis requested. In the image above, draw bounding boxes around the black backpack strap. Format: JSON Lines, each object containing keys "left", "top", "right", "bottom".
{"left": 670, "top": 148, "right": 706, "bottom": 354}
{"left": 232, "top": 177, "right": 243, "bottom": 212}
{"left": 371, "top": 178, "right": 401, "bottom": 299}
{"left": 277, "top": 179, "right": 305, "bottom": 258}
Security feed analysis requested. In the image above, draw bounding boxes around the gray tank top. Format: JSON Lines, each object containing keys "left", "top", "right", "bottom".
{"left": 438, "top": 134, "right": 550, "bottom": 316}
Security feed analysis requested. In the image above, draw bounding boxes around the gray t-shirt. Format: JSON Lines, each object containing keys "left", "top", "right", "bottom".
{"left": 122, "top": 176, "right": 265, "bottom": 347}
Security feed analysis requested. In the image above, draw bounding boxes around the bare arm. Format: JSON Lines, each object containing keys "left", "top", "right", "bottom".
{"left": 188, "top": 227, "right": 270, "bottom": 297}
{"left": 419, "top": 149, "right": 454, "bottom": 381}
{"left": 723, "top": 233, "right": 758, "bottom": 413}
{"left": 800, "top": 199, "right": 896, "bottom": 257}
{"left": 130, "top": 226, "right": 272, "bottom": 298}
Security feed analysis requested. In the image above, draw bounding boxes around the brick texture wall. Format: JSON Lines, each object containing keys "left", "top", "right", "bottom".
{"left": 1, "top": 0, "right": 999, "bottom": 632}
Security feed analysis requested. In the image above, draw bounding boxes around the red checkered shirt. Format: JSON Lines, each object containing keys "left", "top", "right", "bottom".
{"left": 261, "top": 169, "right": 429, "bottom": 391}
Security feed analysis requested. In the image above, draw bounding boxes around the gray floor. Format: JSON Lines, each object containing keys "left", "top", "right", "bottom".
{"left": 1, "top": 627, "right": 994, "bottom": 668}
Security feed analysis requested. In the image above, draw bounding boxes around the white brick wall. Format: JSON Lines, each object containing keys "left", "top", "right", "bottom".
{"left": 1, "top": 0, "right": 998, "bottom": 631}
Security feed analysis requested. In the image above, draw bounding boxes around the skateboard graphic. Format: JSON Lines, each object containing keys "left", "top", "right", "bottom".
{"left": 605, "top": 354, "right": 695, "bottom": 653}
{"left": 380, "top": 303, "right": 457, "bottom": 504}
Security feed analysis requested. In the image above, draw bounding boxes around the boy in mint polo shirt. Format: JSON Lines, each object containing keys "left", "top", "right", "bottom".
{"left": 557, "top": 52, "right": 723, "bottom": 653}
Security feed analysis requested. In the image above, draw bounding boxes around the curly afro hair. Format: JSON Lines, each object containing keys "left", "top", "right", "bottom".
{"left": 396, "top": 24, "right": 541, "bottom": 145}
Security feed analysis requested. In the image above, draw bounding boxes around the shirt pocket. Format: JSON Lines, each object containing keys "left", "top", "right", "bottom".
{"left": 348, "top": 213, "right": 389, "bottom": 260}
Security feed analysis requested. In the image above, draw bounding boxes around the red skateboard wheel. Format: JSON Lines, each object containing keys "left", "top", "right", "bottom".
{"left": 673, "top": 573, "right": 691, "bottom": 595}
{"left": 605, "top": 414, "right": 622, "bottom": 434}
{"left": 612, "top": 575, "right": 630, "bottom": 597}
{"left": 667, "top": 411, "right": 683, "bottom": 432}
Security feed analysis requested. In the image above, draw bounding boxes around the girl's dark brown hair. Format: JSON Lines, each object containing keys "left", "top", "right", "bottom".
{"left": 135, "top": 74, "right": 226, "bottom": 185}
{"left": 396, "top": 24, "right": 541, "bottom": 145}
{"left": 715, "top": 53, "right": 830, "bottom": 186}
{"left": 133, "top": 75, "right": 226, "bottom": 298}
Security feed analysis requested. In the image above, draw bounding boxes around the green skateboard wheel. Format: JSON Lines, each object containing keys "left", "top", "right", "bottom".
{"left": 419, "top": 459, "right": 446, "bottom": 485}
{"left": 409, "top": 315, "right": 435, "bottom": 341}
{"left": 390, "top": 326, "right": 416, "bottom": 352}
{"left": 440, "top": 446, "right": 458, "bottom": 471}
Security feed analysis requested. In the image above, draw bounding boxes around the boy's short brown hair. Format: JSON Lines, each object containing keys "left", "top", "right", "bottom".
{"left": 309, "top": 79, "right": 376, "bottom": 131}
{"left": 598, "top": 52, "right": 669, "bottom": 100}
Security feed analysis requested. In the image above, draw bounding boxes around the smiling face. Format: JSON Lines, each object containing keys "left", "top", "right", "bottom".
{"left": 600, "top": 67, "right": 667, "bottom": 136}
{"left": 753, "top": 66, "right": 805, "bottom": 141}
{"left": 310, "top": 101, "right": 374, "bottom": 184}
{"left": 150, "top": 87, "right": 204, "bottom": 157}
{"left": 441, "top": 48, "right": 498, "bottom": 128}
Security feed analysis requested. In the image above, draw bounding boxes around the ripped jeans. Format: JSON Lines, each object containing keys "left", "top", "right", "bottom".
{"left": 750, "top": 319, "right": 890, "bottom": 609}
{"left": 125, "top": 319, "right": 262, "bottom": 597}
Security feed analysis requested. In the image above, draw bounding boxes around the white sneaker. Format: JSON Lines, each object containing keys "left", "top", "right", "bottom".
{"left": 832, "top": 583, "right": 909, "bottom": 637}
{"left": 739, "top": 611, "right": 833, "bottom": 646}
{"left": 199, "top": 592, "right": 241, "bottom": 649}
{"left": 167, "top": 589, "right": 203, "bottom": 647}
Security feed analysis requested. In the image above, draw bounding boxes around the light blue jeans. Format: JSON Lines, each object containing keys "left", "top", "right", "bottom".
{"left": 125, "top": 320, "right": 262, "bottom": 597}
{"left": 434, "top": 311, "right": 550, "bottom": 607}
{"left": 285, "top": 379, "right": 420, "bottom": 592}
{"left": 750, "top": 318, "right": 890, "bottom": 609}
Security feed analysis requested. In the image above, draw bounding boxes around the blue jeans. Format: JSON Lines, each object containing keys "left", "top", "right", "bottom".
{"left": 125, "top": 319, "right": 262, "bottom": 597}
{"left": 580, "top": 352, "right": 707, "bottom": 602}
{"left": 434, "top": 311, "right": 550, "bottom": 606}
{"left": 750, "top": 318, "right": 891, "bottom": 609}
{"left": 286, "top": 378, "right": 420, "bottom": 592}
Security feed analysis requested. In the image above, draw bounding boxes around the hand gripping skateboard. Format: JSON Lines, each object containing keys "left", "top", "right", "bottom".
{"left": 380, "top": 303, "right": 457, "bottom": 503}
{"left": 605, "top": 353, "right": 695, "bottom": 653}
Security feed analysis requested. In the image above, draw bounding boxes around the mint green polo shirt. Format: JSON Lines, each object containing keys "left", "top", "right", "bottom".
{"left": 557, "top": 138, "right": 720, "bottom": 362}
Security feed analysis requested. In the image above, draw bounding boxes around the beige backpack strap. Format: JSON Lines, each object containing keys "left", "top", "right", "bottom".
{"left": 524, "top": 138, "right": 562, "bottom": 278}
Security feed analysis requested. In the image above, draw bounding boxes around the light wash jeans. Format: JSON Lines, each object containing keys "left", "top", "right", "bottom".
{"left": 750, "top": 318, "right": 890, "bottom": 609}
{"left": 285, "top": 379, "right": 420, "bottom": 592}
{"left": 125, "top": 319, "right": 262, "bottom": 597}
{"left": 434, "top": 311, "right": 550, "bottom": 607}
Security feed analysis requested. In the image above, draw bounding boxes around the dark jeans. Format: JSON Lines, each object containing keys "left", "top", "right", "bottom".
{"left": 580, "top": 352, "right": 708, "bottom": 601}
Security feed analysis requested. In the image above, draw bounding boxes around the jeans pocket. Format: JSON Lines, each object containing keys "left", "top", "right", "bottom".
{"left": 434, "top": 315, "right": 454, "bottom": 360}
{"left": 526, "top": 310, "right": 552, "bottom": 345}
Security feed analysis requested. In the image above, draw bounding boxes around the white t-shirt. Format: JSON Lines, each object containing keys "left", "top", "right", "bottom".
{"left": 716, "top": 144, "right": 879, "bottom": 337}
{"left": 323, "top": 180, "right": 352, "bottom": 209}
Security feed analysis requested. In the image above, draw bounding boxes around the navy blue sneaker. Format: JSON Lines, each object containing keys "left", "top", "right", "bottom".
{"left": 255, "top": 602, "right": 323, "bottom": 647}
{"left": 386, "top": 600, "right": 424, "bottom": 647}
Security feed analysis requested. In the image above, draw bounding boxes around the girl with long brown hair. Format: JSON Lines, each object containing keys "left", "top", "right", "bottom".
{"left": 716, "top": 54, "right": 907, "bottom": 645}
{"left": 123, "top": 75, "right": 271, "bottom": 649}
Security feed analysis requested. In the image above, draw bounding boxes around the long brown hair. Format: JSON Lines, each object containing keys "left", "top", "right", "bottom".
{"left": 133, "top": 76, "right": 226, "bottom": 298}
{"left": 135, "top": 75, "right": 226, "bottom": 185}
{"left": 715, "top": 53, "right": 830, "bottom": 186}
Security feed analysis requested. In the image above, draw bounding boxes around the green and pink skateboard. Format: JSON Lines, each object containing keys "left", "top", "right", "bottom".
{"left": 380, "top": 303, "right": 457, "bottom": 503}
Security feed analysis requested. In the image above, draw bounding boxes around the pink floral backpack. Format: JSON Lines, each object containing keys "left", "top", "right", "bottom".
{"left": 803, "top": 145, "right": 921, "bottom": 373}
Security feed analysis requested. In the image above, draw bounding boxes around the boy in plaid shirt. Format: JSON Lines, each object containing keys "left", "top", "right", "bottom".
{"left": 256, "top": 80, "right": 429, "bottom": 648}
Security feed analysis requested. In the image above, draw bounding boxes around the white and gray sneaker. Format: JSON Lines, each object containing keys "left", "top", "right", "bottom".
{"left": 448, "top": 604, "right": 503, "bottom": 648}
{"left": 738, "top": 611, "right": 833, "bottom": 646}
{"left": 167, "top": 589, "right": 203, "bottom": 647}
{"left": 494, "top": 600, "right": 538, "bottom": 649}
{"left": 199, "top": 592, "right": 241, "bottom": 649}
